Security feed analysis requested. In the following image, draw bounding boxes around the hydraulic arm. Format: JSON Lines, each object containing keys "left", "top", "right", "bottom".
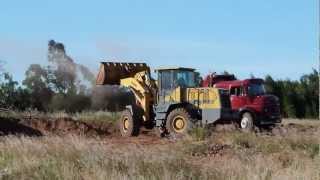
{"left": 96, "top": 62, "right": 156, "bottom": 121}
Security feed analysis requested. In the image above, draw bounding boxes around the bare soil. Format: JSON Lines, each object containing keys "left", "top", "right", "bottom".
{"left": 21, "top": 117, "right": 117, "bottom": 137}
{"left": 0, "top": 116, "right": 168, "bottom": 145}
{"left": 0, "top": 117, "right": 116, "bottom": 137}
{"left": 0, "top": 116, "right": 318, "bottom": 145}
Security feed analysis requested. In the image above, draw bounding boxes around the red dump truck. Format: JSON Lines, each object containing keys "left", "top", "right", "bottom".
{"left": 202, "top": 74, "right": 281, "bottom": 130}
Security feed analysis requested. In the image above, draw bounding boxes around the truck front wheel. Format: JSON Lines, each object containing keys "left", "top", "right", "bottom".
{"left": 240, "top": 112, "right": 254, "bottom": 132}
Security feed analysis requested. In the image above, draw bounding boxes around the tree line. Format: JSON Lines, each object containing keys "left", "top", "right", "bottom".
{"left": 264, "top": 69, "right": 319, "bottom": 119}
{"left": 0, "top": 66, "right": 131, "bottom": 113}
{"left": 0, "top": 40, "right": 132, "bottom": 113}
{"left": 0, "top": 66, "right": 318, "bottom": 119}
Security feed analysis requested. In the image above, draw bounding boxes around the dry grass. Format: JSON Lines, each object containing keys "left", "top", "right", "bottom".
{"left": 183, "top": 127, "right": 320, "bottom": 180}
{"left": 282, "top": 118, "right": 320, "bottom": 127}
{"left": 0, "top": 136, "right": 217, "bottom": 180}
{"left": 0, "top": 117, "right": 318, "bottom": 179}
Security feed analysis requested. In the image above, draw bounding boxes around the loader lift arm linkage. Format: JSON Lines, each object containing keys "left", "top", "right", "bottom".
{"left": 96, "top": 62, "right": 156, "bottom": 122}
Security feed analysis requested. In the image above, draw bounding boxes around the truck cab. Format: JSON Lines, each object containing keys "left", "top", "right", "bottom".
{"left": 202, "top": 74, "right": 281, "bottom": 130}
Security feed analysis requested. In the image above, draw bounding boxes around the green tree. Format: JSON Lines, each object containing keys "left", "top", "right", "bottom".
{"left": 0, "top": 73, "right": 31, "bottom": 110}
{"left": 299, "top": 69, "right": 319, "bottom": 118}
{"left": 265, "top": 69, "right": 319, "bottom": 119}
{"left": 49, "top": 93, "right": 91, "bottom": 113}
{"left": 23, "top": 64, "right": 53, "bottom": 111}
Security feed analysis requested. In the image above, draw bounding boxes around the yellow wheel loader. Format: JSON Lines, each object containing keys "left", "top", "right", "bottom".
{"left": 96, "top": 62, "right": 231, "bottom": 137}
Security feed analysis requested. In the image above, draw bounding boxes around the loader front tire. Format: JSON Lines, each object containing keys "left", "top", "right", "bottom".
{"left": 118, "top": 109, "right": 140, "bottom": 137}
{"left": 166, "top": 108, "right": 194, "bottom": 137}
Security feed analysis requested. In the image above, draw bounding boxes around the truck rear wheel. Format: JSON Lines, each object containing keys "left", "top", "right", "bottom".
{"left": 240, "top": 112, "right": 254, "bottom": 132}
{"left": 118, "top": 109, "right": 140, "bottom": 137}
{"left": 166, "top": 108, "right": 194, "bottom": 136}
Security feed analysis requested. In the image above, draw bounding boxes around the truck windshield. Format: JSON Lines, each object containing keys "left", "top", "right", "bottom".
{"left": 248, "top": 83, "right": 266, "bottom": 96}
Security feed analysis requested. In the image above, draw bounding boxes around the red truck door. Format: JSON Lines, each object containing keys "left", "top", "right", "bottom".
{"left": 229, "top": 86, "right": 247, "bottom": 110}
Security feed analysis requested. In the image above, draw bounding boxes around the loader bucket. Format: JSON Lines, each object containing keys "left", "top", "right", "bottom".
{"left": 96, "top": 62, "right": 150, "bottom": 85}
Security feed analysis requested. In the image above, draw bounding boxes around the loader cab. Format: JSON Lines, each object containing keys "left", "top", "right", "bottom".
{"left": 156, "top": 67, "right": 198, "bottom": 103}
{"left": 156, "top": 67, "right": 197, "bottom": 90}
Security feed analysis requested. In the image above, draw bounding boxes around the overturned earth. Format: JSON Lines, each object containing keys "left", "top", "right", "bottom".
{"left": 0, "top": 116, "right": 318, "bottom": 140}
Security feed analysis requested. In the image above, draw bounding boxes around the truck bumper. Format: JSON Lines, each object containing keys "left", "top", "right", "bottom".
{"left": 257, "top": 115, "right": 282, "bottom": 125}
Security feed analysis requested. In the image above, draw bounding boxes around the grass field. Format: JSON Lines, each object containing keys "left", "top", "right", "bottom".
{"left": 282, "top": 118, "right": 320, "bottom": 126}
{"left": 0, "top": 114, "right": 319, "bottom": 180}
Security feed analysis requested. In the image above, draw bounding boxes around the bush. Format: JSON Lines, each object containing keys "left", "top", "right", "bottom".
{"left": 49, "top": 93, "right": 91, "bottom": 113}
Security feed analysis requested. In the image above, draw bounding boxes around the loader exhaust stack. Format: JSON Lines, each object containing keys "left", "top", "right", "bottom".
{"left": 96, "top": 62, "right": 150, "bottom": 85}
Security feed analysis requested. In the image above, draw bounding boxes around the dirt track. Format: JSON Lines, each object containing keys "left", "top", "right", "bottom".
{"left": 0, "top": 116, "right": 171, "bottom": 145}
{"left": 0, "top": 116, "right": 319, "bottom": 145}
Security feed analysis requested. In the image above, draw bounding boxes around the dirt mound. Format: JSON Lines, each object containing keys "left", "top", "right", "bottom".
{"left": 0, "top": 117, "right": 43, "bottom": 137}
{"left": 21, "top": 118, "right": 116, "bottom": 137}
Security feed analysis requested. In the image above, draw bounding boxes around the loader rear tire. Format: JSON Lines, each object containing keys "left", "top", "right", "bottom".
{"left": 118, "top": 109, "right": 140, "bottom": 137}
{"left": 166, "top": 108, "right": 194, "bottom": 137}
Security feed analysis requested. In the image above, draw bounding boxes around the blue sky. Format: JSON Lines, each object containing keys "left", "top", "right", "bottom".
{"left": 0, "top": 0, "right": 318, "bottom": 83}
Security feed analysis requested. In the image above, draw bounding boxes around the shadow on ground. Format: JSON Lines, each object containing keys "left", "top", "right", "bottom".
{"left": 0, "top": 117, "right": 43, "bottom": 136}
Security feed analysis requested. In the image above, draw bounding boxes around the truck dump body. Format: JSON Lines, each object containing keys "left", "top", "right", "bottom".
{"left": 214, "top": 79, "right": 264, "bottom": 89}
{"left": 202, "top": 74, "right": 236, "bottom": 87}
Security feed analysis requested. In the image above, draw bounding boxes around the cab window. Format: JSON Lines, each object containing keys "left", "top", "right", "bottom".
{"left": 248, "top": 83, "right": 266, "bottom": 96}
{"left": 160, "top": 71, "right": 172, "bottom": 90}
{"left": 173, "top": 70, "right": 196, "bottom": 88}
{"left": 230, "top": 87, "right": 242, "bottom": 96}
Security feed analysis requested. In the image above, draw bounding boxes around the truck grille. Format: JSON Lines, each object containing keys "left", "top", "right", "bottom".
{"left": 266, "top": 105, "right": 280, "bottom": 115}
